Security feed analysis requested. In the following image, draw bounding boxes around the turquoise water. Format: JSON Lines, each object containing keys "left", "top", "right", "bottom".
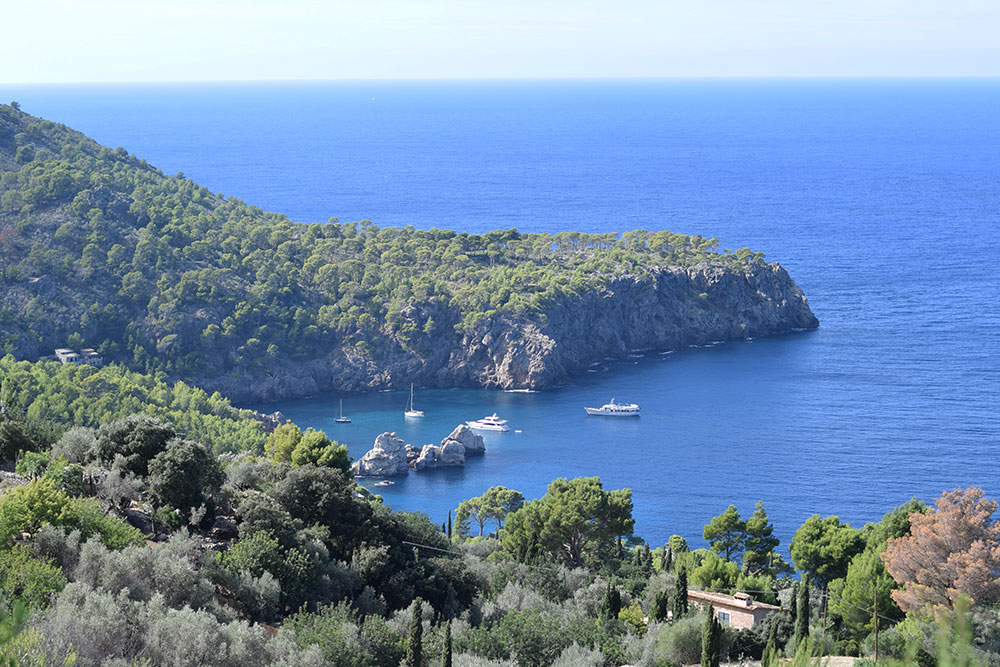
{"left": 4, "top": 80, "right": 998, "bottom": 549}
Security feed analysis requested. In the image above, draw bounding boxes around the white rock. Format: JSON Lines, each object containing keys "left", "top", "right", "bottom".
{"left": 351, "top": 432, "right": 410, "bottom": 477}
{"left": 441, "top": 424, "right": 485, "bottom": 455}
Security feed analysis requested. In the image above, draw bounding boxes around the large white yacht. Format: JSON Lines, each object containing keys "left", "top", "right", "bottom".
{"left": 584, "top": 398, "right": 640, "bottom": 417}
{"left": 466, "top": 413, "right": 510, "bottom": 432}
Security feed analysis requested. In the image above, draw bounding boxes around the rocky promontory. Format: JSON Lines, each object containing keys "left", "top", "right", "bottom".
{"left": 0, "top": 104, "right": 819, "bottom": 404}
{"left": 201, "top": 260, "right": 818, "bottom": 401}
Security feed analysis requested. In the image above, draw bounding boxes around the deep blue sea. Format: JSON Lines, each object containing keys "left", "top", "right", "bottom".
{"left": 4, "top": 80, "right": 998, "bottom": 550}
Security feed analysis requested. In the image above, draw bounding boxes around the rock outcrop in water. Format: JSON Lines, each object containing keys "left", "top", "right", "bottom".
{"left": 354, "top": 426, "right": 487, "bottom": 475}
{"left": 441, "top": 425, "right": 485, "bottom": 455}
{"left": 409, "top": 425, "right": 486, "bottom": 470}
{"left": 351, "top": 432, "right": 410, "bottom": 477}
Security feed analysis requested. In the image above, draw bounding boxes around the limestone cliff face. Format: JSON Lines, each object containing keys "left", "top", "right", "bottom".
{"left": 203, "top": 261, "right": 817, "bottom": 402}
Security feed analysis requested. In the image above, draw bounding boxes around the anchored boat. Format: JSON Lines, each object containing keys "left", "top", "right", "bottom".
{"left": 584, "top": 398, "right": 640, "bottom": 417}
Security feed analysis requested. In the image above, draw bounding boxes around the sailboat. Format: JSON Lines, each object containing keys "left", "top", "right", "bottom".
{"left": 334, "top": 399, "right": 351, "bottom": 423}
{"left": 404, "top": 383, "right": 424, "bottom": 418}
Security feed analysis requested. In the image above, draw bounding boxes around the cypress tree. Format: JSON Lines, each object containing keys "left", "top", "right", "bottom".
{"left": 761, "top": 615, "right": 778, "bottom": 667}
{"left": 447, "top": 510, "right": 452, "bottom": 539}
{"left": 673, "top": 566, "right": 689, "bottom": 619}
{"left": 442, "top": 620, "right": 452, "bottom": 667}
{"left": 652, "top": 589, "right": 670, "bottom": 622}
{"left": 664, "top": 546, "right": 673, "bottom": 572}
{"left": 795, "top": 577, "right": 810, "bottom": 647}
{"left": 407, "top": 598, "right": 423, "bottom": 667}
{"left": 789, "top": 582, "right": 798, "bottom": 627}
{"left": 600, "top": 582, "right": 622, "bottom": 623}
{"left": 441, "top": 521, "right": 446, "bottom": 534}
{"left": 641, "top": 543, "right": 653, "bottom": 576}
{"left": 701, "top": 602, "right": 721, "bottom": 667}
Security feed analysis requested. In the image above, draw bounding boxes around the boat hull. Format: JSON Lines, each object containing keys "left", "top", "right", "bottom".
{"left": 466, "top": 422, "right": 509, "bottom": 432}
{"left": 584, "top": 408, "right": 640, "bottom": 416}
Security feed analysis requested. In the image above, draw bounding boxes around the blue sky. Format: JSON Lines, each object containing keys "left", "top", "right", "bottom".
{"left": 3, "top": 0, "right": 998, "bottom": 83}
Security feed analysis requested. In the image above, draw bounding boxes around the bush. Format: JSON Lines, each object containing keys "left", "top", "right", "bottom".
{"left": 0, "top": 420, "right": 34, "bottom": 462}
{"left": 93, "top": 415, "right": 175, "bottom": 477}
{"left": 15, "top": 450, "right": 50, "bottom": 479}
{"left": 51, "top": 426, "right": 95, "bottom": 463}
{"left": 655, "top": 612, "right": 705, "bottom": 665}
{"left": 147, "top": 438, "right": 223, "bottom": 513}
{"left": 0, "top": 545, "right": 66, "bottom": 609}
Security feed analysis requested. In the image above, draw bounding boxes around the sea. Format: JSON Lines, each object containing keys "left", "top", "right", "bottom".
{"left": 4, "top": 79, "right": 998, "bottom": 551}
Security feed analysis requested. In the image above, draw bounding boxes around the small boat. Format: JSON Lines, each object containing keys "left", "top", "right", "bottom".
{"left": 584, "top": 398, "right": 640, "bottom": 417}
{"left": 514, "top": 429, "right": 522, "bottom": 434}
{"left": 374, "top": 480, "right": 395, "bottom": 487}
{"left": 466, "top": 413, "right": 510, "bottom": 432}
{"left": 335, "top": 399, "right": 351, "bottom": 423}
{"left": 404, "top": 383, "right": 424, "bottom": 418}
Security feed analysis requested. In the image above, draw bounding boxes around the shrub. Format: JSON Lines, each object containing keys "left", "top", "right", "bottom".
{"left": 147, "top": 438, "right": 223, "bottom": 513}
{"left": 50, "top": 426, "right": 95, "bottom": 463}
{"left": 15, "top": 450, "right": 50, "bottom": 480}
{"left": 93, "top": 415, "right": 175, "bottom": 477}
{"left": 0, "top": 545, "right": 66, "bottom": 609}
{"left": 656, "top": 612, "right": 706, "bottom": 666}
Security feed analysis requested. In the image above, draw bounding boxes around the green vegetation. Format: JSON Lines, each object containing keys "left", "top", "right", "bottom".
{"left": 0, "top": 356, "right": 270, "bottom": 454}
{"left": 0, "top": 103, "right": 770, "bottom": 393}
{"left": 0, "top": 363, "right": 995, "bottom": 665}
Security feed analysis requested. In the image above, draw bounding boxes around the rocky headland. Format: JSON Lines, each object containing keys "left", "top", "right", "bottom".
{"left": 0, "top": 104, "right": 819, "bottom": 404}
{"left": 205, "top": 261, "right": 818, "bottom": 401}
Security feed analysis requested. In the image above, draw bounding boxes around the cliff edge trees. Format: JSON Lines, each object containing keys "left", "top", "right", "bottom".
{"left": 0, "top": 103, "right": 818, "bottom": 402}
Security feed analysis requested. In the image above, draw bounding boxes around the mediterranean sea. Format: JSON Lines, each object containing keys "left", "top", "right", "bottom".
{"left": 4, "top": 79, "right": 998, "bottom": 550}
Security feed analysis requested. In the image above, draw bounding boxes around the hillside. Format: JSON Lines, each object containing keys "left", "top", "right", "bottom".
{"left": 0, "top": 103, "right": 818, "bottom": 402}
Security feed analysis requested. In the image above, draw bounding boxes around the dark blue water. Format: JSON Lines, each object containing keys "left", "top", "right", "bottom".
{"left": 4, "top": 80, "right": 998, "bottom": 549}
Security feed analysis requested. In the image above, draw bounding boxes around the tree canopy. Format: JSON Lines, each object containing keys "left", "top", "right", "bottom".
{"left": 789, "top": 514, "right": 864, "bottom": 589}
{"left": 882, "top": 486, "right": 1000, "bottom": 615}
{"left": 501, "top": 477, "right": 633, "bottom": 569}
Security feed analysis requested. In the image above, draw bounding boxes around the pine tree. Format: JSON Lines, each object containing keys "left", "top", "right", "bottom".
{"left": 701, "top": 602, "right": 722, "bottom": 667}
{"left": 673, "top": 566, "right": 689, "bottom": 619}
{"left": 442, "top": 620, "right": 452, "bottom": 667}
{"left": 795, "top": 577, "right": 810, "bottom": 647}
{"left": 407, "top": 598, "right": 423, "bottom": 667}
{"left": 652, "top": 589, "right": 670, "bottom": 622}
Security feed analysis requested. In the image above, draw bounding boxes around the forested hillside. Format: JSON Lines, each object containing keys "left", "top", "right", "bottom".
{"left": 0, "top": 357, "right": 272, "bottom": 454}
{"left": 0, "top": 103, "right": 817, "bottom": 401}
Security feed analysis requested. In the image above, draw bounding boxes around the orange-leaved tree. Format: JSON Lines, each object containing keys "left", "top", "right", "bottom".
{"left": 881, "top": 486, "right": 1000, "bottom": 615}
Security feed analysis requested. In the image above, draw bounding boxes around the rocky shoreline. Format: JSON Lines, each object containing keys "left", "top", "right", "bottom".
{"left": 204, "top": 261, "right": 818, "bottom": 403}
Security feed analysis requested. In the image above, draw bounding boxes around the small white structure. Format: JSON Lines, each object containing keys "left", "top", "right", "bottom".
{"left": 54, "top": 348, "right": 103, "bottom": 367}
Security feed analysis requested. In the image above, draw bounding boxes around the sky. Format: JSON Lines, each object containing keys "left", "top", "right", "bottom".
{"left": 2, "top": 0, "right": 998, "bottom": 83}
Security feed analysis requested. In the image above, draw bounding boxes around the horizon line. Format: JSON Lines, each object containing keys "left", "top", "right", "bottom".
{"left": 2, "top": 74, "right": 1000, "bottom": 87}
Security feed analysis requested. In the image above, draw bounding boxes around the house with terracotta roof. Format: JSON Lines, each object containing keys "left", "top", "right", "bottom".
{"left": 688, "top": 590, "right": 780, "bottom": 629}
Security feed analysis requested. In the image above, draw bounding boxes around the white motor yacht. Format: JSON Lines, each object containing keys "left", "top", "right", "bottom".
{"left": 584, "top": 398, "right": 640, "bottom": 417}
{"left": 466, "top": 413, "right": 510, "bottom": 432}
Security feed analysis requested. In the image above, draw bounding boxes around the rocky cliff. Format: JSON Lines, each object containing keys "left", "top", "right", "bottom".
{"left": 202, "top": 261, "right": 817, "bottom": 401}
